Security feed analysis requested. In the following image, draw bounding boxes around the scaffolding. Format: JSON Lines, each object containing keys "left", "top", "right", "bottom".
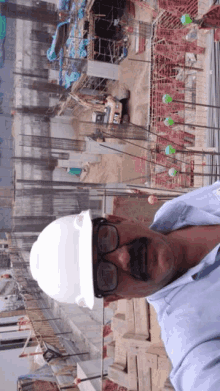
{"left": 147, "top": 0, "right": 212, "bottom": 190}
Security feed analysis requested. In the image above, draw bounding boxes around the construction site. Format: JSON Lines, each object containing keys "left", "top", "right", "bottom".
{"left": 0, "top": 0, "right": 220, "bottom": 390}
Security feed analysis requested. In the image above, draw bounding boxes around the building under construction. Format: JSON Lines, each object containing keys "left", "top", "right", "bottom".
{"left": 8, "top": 0, "right": 159, "bottom": 255}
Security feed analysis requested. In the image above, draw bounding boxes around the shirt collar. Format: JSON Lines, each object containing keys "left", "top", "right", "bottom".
{"left": 147, "top": 200, "right": 220, "bottom": 301}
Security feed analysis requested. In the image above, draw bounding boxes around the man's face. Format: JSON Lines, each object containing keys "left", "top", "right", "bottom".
{"left": 93, "top": 214, "right": 183, "bottom": 307}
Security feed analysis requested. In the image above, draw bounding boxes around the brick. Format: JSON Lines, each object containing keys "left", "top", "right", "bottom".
{"left": 108, "top": 364, "right": 129, "bottom": 389}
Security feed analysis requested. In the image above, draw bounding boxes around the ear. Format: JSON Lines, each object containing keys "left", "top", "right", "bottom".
{"left": 104, "top": 214, "right": 128, "bottom": 224}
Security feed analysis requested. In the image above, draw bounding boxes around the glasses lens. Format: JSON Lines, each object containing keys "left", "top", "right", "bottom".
{"left": 97, "top": 261, "right": 117, "bottom": 292}
{"left": 98, "top": 225, "right": 118, "bottom": 253}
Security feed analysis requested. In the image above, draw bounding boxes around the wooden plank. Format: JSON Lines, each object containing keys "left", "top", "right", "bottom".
{"left": 111, "top": 362, "right": 125, "bottom": 371}
{"left": 133, "top": 298, "right": 150, "bottom": 338}
{"left": 56, "top": 374, "right": 75, "bottom": 387}
{"left": 122, "top": 332, "right": 151, "bottom": 349}
{"left": 116, "top": 299, "right": 127, "bottom": 314}
{"left": 127, "top": 354, "right": 138, "bottom": 391}
{"left": 125, "top": 300, "right": 135, "bottom": 333}
{"left": 149, "top": 305, "right": 162, "bottom": 343}
{"left": 114, "top": 337, "right": 127, "bottom": 369}
{"left": 152, "top": 368, "right": 170, "bottom": 391}
{"left": 163, "top": 377, "right": 175, "bottom": 390}
{"left": 128, "top": 342, "right": 168, "bottom": 357}
{"left": 108, "top": 364, "right": 129, "bottom": 389}
{"left": 112, "top": 313, "right": 126, "bottom": 339}
{"left": 137, "top": 354, "right": 151, "bottom": 391}
{"left": 158, "top": 356, "right": 172, "bottom": 372}
{"left": 151, "top": 372, "right": 173, "bottom": 391}
{"left": 143, "top": 353, "right": 158, "bottom": 370}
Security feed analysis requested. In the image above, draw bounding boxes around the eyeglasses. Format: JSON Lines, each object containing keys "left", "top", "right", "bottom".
{"left": 92, "top": 218, "right": 120, "bottom": 298}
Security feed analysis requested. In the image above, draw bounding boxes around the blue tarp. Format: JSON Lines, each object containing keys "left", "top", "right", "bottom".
{"left": 64, "top": 71, "right": 81, "bottom": 88}
{"left": 78, "top": 0, "right": 86, "bottom": 19}
{"left": 18, "top": 364, "right": 57, "bottom": 383}
{"left": 47, "top": 0, "right": 88, "bottom": 88}
{"left": 77, "top": 38, "right": 88, "bottom": 58}
{"left": 59, "top": 48, "right": 64, "bottom": 86}
{"left": 0, "top": 0, "right": 6, "bottom": 68}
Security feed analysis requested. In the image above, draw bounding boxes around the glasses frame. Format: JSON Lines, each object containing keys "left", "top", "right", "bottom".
{"left": 92, "top": 217, "right": 120, "bottom": 299}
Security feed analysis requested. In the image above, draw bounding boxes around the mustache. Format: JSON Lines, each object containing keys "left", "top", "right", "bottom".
{"left": 127, "top": 237, "right": 151, "bottom": 282}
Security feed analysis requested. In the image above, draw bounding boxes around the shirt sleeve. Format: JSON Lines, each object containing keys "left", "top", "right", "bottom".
{"left": 170, "top": 339, "right": 220, "bottom": 391}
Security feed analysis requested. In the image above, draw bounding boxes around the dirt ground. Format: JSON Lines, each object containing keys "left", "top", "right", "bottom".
{"left": 79, "top": 4, "right": 153, "bottom": 184}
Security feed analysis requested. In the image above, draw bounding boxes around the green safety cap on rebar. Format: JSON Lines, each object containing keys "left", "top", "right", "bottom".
{"left": 162, "top": 94, "right": 172, "bottom": 104}
{"left": 181, "top": 14, "right": 192, "bottom": 25}
{"left": 165, "top": 145, "right": 176, "bottom": 155}
{"left": 168, "top": 167, "right": 178, "bottom": 177}
{"left": 164, "top": 117, "right": 174, "bottom": 126}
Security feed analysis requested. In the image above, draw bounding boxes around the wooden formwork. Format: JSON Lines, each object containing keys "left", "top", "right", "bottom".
{"left": 106, "top": 298, "right": 174, "bottom": 391}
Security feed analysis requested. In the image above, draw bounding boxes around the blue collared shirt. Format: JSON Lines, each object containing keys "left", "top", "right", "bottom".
{"left": 146, "top": 181, "right": 220, "bottom": 390}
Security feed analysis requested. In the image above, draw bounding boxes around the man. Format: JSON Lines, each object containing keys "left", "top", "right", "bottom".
{"left": 30, "top": 181, "right": 220, "bottom": 390}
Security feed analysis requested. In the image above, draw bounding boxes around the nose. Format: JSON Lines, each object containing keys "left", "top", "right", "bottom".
{"left": 104, "top": 246, "right": 131, "bottom": 272}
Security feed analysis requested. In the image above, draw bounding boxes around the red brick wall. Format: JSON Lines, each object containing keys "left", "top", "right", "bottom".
{"left": 113, "top": 196, "right": 165, "bottom": 225}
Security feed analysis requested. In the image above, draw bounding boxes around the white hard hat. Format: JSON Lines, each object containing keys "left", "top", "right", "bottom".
{"left": 29, "top": 210, "right": 95, "bottom": 310}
